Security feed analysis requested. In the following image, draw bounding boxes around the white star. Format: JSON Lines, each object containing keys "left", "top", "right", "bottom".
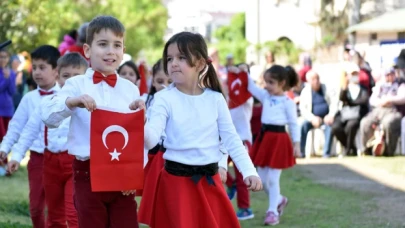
{"left": 109, "top": 148, "right": 121, "bottom": 161}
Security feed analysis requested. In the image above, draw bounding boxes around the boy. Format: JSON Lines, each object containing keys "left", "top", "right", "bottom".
{"left": 7, "top": 53, "right": 88, "bottom": 227}
{"left": 0, "top": 45, "right": 60, "bottom": 228}
{"left": 41, "top": 15, "right": 144, "bottom": 228}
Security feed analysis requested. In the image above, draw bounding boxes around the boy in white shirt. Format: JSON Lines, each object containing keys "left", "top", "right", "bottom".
{"left": 41, "top": 16, "right": 144, "bottom": 228}
{"left": 8, "top": 53, "right": 88, "bottom": 228}
{"left": 0, "top": 45, "right": 60, "bottom": 228}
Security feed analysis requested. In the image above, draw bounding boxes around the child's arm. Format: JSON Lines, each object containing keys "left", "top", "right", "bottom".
{"left": 41, "top": 79, "right": 80, "bottom": 128}
{"left": 0, "top": 94, "right": 30, "bottom": 154}
{"left": 247, "top": 75, "right": 266, "bottom": 103}
{"left": 144, "top": 96, "right": 168, "bottom": 150}
{"left": 216, "top": 97, "right": 258, "bottom": 179}
{"left": 7, "top": 108, "right": 43, "bottom": 173}
{"left": 285, "top": 99, "right": 301, "bottom": 157}
{"left": 0, "top": 68, "right": 15, "bottom": 94}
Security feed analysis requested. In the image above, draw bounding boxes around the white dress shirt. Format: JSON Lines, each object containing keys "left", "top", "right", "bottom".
{"left": 0, "top": 85, "right": 60, "bottom": 154}
{"left": 11, "top": 100, "right": 70, "bottom": 163}
{"left": 144, "top": 85, "right": 257, "bottom": 179}
{"left": 248, "top": 77, "right": 300, "bottom": 142}
{"left": 41, "top": 68, "right": 140, "bottom": 159}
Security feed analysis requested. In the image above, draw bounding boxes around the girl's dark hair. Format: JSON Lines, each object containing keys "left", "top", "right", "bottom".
{"left": 265, "top": 65, "right": 298, "bottom": 91}
{"left": 162, "top": 32, "right": 224, "bottom": 96}
{"left": 117, "top": 61, "right": 140, "bottom": 81}
{"left": 236, "top": 63, "right": 250, "bottom": 74}
{"left": 146, "top": 59, "right": 164, "bottom": 108}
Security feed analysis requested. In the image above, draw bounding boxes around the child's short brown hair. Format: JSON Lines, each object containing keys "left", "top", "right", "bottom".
{"left": 86, "top": 15, "right": 125, "bottom": 45}
{"left": 57, "top": 52, "right": 89, "bottom": 74}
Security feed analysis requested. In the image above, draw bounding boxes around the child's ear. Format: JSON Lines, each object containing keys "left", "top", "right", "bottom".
{"left": 83, "top": 43, "right": 91, "bottom": 59}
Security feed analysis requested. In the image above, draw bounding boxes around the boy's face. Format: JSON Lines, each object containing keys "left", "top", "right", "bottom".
{"left": 32, "top": 59, "right": 58, "bottom": 90}
{"left": 84, "top": 29, "right": 124, "bottom": 75}
{"left": 58, "top": 65, "right": 87, "bottom": 87}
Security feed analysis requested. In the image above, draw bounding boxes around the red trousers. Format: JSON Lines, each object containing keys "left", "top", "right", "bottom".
{"left": 43, "top": 150, "right": 78, "bottom": 228}
{"left": 225, "top": 141, "right": 251, "bottom": 209}
{"left": 72, "top": 159, "right": 139, "bottom": 228}
{"left": 28, "top": 151, "right": 46, "bottom": 228}
{"left": 0, "top": 116, "right": 11, "bottom": 142}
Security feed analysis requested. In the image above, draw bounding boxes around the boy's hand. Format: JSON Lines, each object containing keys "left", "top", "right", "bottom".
{"left": 66, "top": 95, "right": 97, "bottom": 111}
{"left": 0, "top": 151, "right": 7, "bottom": 165}
{"left": 244, "top": 176, "right": 262, "bottom": 192}
{"left": 293, "top": 142, "right": 301, "bottom": 158}
{"left": 129, "top": 99, "right": 146, "bottom": 111}
{"left": 121, "top": 190, "right": 136, "bottom": 196}
{"left": 7, "top": 160, "right": 19, "bottom": 174}
{"left": 218, "top": 167, "right": 227, "bottom": 183}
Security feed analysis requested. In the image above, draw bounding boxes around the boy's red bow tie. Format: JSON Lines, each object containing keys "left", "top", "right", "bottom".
{"left": 93, "top": 71, "right": 117, "bottom": 87}
{"left": 39, "top": 90, "right": 54, "bottom": 96}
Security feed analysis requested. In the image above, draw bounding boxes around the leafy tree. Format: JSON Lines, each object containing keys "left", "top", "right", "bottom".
{"left": 0, "top": 0, "right": 167, "bottom": 62}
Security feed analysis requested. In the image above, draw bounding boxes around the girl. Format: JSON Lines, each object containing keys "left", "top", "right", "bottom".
{"left": 137, "top": 58, "right": 171, "bottom": 226}
{"left": 117, "top": 60, "right": 140, "bottom": 85}
{"left": 0, "top": 48, "right": 16, "bottom": 143}
{"left": 247, "top": 65, "right": 301, "bottom": 225}
{"left": 144, "top": 31, "right": 262, "bottom": 228}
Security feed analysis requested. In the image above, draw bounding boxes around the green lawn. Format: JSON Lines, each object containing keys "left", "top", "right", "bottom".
{"left": 0, "top": 162, "right": 399, "bottom": 228}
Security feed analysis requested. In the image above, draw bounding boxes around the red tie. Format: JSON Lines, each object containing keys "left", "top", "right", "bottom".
{"left": 39, "top": 90, "right": 54, "bottom": 96}
{"left": 93, "top": 71, "right": 117, "bottom": 87}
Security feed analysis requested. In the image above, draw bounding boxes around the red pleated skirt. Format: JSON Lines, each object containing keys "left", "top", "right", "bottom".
{"left": 251, "top": 131, "right": 295, "bottom": 169}
{"left": 138, "top": 151, "right": 165, "bottom": 225}
{"left": 150, "top": 169, "right": 241, "bottom": 228}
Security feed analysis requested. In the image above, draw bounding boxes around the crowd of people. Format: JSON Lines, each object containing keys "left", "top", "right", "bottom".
{"left": 0, "top": 14, "right": 405, "bottom": 228}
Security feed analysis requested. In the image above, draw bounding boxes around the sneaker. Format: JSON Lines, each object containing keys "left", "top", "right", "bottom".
{"left": 237, "top": 208, "right": 254, "bottom": 220}
{"left": 277, "top": 196, "right": 288, "bottom": 216}
{"left": 264, "top": 211, "right": 279, "bottom": 226}
{"left": 226, "top": 184, "right": 237, "bottom": 200}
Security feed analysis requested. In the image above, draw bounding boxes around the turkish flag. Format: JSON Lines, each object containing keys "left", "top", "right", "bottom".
{"left": 227, "top": 71, "right": 252, "bottom": 109}
{"left": 90, "top": 108, "right": 144, "bottom": 192}
{"left": 138, "top": 62, "right": 148, "bottom": 95}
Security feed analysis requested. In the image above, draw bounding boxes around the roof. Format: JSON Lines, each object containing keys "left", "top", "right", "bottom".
{"left": 346, "top": 8, "right": 405, "bottom": 33}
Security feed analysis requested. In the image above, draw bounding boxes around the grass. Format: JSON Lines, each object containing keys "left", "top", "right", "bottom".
{"left": 0, "top": 159, "right": 402, "bottom": 228}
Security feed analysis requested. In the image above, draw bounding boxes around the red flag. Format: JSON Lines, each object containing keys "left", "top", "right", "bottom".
{"left": 227, "top": 71, "right": 252, "bottom": 109}
{"left": 138, "top": 63, "right": 148, "bottom": 95}
{"left": 90, "top": 108, "right": 144, "bottom": 192}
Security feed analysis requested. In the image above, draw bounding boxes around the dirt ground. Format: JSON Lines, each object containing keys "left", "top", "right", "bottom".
{"left": 296, "top": 158, "right": 405, "bottom": 227}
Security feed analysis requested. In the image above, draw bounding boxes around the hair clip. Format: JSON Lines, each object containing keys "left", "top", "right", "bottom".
{"left": 206, "top": 57, "right": 213, "bottom": 64}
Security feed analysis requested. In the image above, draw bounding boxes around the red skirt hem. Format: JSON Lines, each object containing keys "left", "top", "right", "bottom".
{"left": 250, "top": 131, "right": 296, "bottom": 169}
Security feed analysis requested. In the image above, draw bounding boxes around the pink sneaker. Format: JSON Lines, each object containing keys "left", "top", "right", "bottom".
{"left": 264, "top": 211, "right": 279, "bottom": 226}
{"left": 277, "top": 196, "right": 288, "bottom": 216}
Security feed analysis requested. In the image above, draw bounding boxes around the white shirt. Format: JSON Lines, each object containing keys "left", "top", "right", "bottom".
{"left": 0, "top": 85, "right": 60, "bottom": 154}
{"left": 248, "top": 77, "right": 300, "bottom": 142}
{"left": 229, "top": 97, "right": 253, "bottom": 143}
{"left": 41, "top": 68, "right": 140, "bottom": 158}
{"left": 11, "top": 101, "right": 70, "bottom": 163}
{"left": 144, "top": 85, "right": 257, "bottom": 179}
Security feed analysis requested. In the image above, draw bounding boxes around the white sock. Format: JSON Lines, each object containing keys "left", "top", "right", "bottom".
{"left": 267, "top": 168, "right": 282, "bottom": 215}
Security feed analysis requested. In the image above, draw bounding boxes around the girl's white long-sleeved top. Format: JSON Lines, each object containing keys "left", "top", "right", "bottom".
{"left": 247, "top": 77, "right": 300, "bottom": 143}
{"left": 144, "top": 85, "right": 258, "bottom": 179}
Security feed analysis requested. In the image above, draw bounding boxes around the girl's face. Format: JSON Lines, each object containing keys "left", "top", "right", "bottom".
{"left": 119, "top": 65, "right": 137, "bottom": 84}
{"left": 152, "top": 69, "right": 172, "bottom": 92}
{"left": 166, "top": 43, "right": 201, "bottom": 85}
{"left": 0, "top": 51, "right": 9, "bottom": 68}
{"left": 263, "top": 73, "right": 284, "bottom": 95}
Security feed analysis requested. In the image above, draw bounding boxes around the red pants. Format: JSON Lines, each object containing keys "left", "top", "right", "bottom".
{"left": 28, "top": 151, "right": 46, "bottom": 228}
{"left": 72, "top": 159, "right": 139, "bottom": 228}
{"left": 225, "top": 141, "right": 251, "bottom": 209}
{"left": 0, "top": 116, "right": 11, "bottom": 142}
{"left": 43, "top": 150, "right": 77, "bottom": 228}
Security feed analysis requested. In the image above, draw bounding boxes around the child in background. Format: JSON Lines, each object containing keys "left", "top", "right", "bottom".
{"left": 117, "top": 60, "right": 140, "bottom": 86}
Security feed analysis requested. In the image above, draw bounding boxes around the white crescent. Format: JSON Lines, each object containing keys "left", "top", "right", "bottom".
{"left": 231, "top": 78, "right": 242, "bottom": 95}
{"left": 102, "top": 125, "right": 129, "bottom": 149}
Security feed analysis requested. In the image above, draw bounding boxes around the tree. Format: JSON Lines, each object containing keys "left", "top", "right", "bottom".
{"left": 212, "top": 13, "right": 248, "bottom": 64}
{"left": 0, "top": 0, "right": 167, "bottom": 61}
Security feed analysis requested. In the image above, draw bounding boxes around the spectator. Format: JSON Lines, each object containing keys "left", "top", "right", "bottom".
{"left": 299, "top": 70, "right": 339, "bottom": 157}
{"left": 360, "top": 67, "right": 404, "bottom": 156}
{"left": 58, "top": 29, "right": 77, "bottom": 53}
{"left": 332, "top": 63, "right": 369, "bottom": 156}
